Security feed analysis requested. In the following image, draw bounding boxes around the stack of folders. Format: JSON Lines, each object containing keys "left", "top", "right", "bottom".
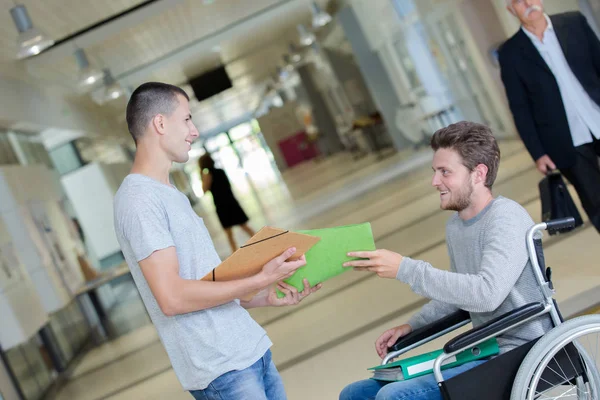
{"left": 369, "top": 338, "right": 499, "bottom": 382}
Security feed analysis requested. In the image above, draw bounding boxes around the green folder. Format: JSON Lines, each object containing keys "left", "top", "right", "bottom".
{"left": 368, "top": 338, "right": 499, "bottom": 382}
{"left": 276, "top": 222, "right": 376, "bottom": 298}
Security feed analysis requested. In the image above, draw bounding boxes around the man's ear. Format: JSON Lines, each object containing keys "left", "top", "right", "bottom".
{"left": 152, "top": 114, "right": 166, "bottom": 135}
{"left": 474, "top": 164, "right": 489, "bottom": 185}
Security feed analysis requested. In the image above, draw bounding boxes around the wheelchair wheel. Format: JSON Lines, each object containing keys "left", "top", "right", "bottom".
{"left": 511, "top": 315, "right": 600, "bottom": 399}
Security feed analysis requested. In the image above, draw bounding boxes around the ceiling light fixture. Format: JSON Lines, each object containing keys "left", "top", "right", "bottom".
{"left": 103, "top": 69, "right": 125, "bottom": 101}
{"left": 297, "top": 24, "right": 315, "bottom": 46}
{"left": 10, "top": 4, "right": 54, "bottom": 59}
{"left": 310, "top": 2, "right": 332, "bottom": 28}
{"left": 288, "top": 43, "right": 302, "bottom": 63}
{"left": 75, "top": 48, "right": 104, "bottom": 87}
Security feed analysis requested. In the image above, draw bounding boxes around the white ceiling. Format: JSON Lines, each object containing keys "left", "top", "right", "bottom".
{"left": 1, "top": 0, "right": 334, "bottom": 137}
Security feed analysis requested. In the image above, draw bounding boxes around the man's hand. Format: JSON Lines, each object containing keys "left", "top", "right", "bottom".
{"left": 242, "top": 278, "right": 322, "bottom": 309}
{"left": 375, "top": 324, "right": 412, "bottom": 359}
{"left": 535, "top": 155, "right": 556, "bottom": 175}
{"left": 343, "top": 249, "right": 403, "bottom": 279}
{"left": 259, "top": 247, "right": 306, "bottom": 285}
{"left": 266, "top": 279, "right": 323, "bottom": 307}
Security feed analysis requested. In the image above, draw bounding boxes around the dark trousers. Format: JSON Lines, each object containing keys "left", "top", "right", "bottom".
{"left": 560, "top": 137, "right": 600, "bottom": 233}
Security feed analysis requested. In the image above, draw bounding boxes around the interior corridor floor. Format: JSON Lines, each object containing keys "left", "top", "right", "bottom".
{"left": 48, "top": 139, "right": 600, "bottom": 400}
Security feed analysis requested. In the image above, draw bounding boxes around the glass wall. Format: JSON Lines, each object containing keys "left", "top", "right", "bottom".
{"left": 189, "top": 119, "right": 281, "bottom": 200}
{"left": 181, "top": 119, "right": 289, "bottom": 238}
{"left": 48, "top": 142, "right": 84, "bottom": 176}
{"left": 0, "top": 132, "right": 92, "bottom": 399}
{"left": 4, "top": 336, "right": 55, "bottom": 400}
{"left": 415, "top": 1, "right": 506, "bottom": 132}
{"left": 1, "top": 298, "right": 92, "bottom": 400}
{"left": 350, "top": 0, "right": 514, "bottom": 139}
{"left": 0, "top": 132, "right": 19, "bottom": 165}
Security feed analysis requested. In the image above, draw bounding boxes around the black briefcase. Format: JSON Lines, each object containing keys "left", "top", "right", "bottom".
{"left": 538, "top": 171, "right": 583, "bottom": 234}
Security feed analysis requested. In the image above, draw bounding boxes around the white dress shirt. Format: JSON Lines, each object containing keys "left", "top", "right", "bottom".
{"left": 522, "top": 14, "right": 600, "bottom": 147}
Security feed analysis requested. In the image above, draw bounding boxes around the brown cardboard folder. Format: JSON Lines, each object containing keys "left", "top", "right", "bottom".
{"left": 201, "top": 226, "right": 321, "bottom": 292}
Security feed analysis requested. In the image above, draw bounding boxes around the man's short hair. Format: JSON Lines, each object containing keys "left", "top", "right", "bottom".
{"left": 430, "top": 121, "right": 501, "bottom": 188}
{"left": 125, "top": 82, "right": 189, "bottom": 143}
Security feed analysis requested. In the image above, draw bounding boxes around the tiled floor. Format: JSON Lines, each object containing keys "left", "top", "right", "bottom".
{"left": 50, "top": 139, "right": 600, "bottom": 400}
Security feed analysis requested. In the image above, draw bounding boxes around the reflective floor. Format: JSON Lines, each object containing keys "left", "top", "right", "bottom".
{"left": 50, "top": 139, "right": 600, "bottom": 400}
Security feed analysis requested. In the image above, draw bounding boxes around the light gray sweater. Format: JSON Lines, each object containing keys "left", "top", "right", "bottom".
{"left": 397, "top": 196, "right": 553, "bottom": 352}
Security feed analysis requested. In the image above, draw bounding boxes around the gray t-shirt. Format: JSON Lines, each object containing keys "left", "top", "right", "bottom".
{"left": 113, "top": 174, "right": 271, "bottom": 390}
{"left": 398, "top": 196, "right": 553, "bottom": 352}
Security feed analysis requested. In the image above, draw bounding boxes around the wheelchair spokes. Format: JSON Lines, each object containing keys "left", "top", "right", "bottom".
{"left": 520, "top": 323, "right": 600, "bottom": 399}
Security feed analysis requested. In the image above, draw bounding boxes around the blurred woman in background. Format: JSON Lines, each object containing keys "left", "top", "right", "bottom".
{"left": 199, "top": 153, "right": 255, "bottom": 253}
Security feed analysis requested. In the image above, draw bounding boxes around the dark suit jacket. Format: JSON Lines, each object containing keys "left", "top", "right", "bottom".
{"left": 498, "top": 12, "right": 600, "bottom": 169}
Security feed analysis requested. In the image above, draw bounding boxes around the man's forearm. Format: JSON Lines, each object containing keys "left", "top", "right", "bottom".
{"left": 165, "top": 274, "right": 269, "bottom": 315}
{"left": 240, "top": 288, "right": 270, "bottom": 309}
{"left": 397, "top": 257, "right": 508, "bottom": 313}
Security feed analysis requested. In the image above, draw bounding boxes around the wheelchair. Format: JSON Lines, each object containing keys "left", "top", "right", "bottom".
{"left": 383, "top": 217, "right": 600, "bottom": 399}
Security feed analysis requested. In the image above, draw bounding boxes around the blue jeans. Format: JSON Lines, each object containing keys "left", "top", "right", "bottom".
{"left": 339, "top": 360, "right": 486, "bottom": 400}
{"left": 189, "top": 350, "right": 286, "bottom": 400}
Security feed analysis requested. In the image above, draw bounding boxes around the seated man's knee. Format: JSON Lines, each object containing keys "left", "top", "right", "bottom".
{"left": 339, "top": 385, "right": 355, "bottom": 400}
{"left": 339, "top": 380, "right": 382, "bottom": 400}
{"left": 339, "top": 383, "right": 361, "bottom": 400}
{"left": 375, "top": 380, "right": 441, "bottom": 400}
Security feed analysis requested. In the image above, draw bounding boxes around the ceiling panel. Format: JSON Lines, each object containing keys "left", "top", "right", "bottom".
{"left": 23, "top": 0, "right": 283, "bottom": 86}
{"left": 1, "top": 0, "right": 334, "bottom": 137}
{"left": 0, "top": 0, "right": 146, "bottom": 63}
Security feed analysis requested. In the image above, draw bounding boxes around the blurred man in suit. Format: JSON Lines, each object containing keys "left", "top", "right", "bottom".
{"left": 499, "top": 0, "right": 600, "bottom": 233}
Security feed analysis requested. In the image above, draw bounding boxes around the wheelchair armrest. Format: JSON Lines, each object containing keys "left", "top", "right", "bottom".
{"left": 388, "top": 310, "right": 471, "bottom": 353}
{"left": 443, "top": 302, "right": 546, "bottom": 353}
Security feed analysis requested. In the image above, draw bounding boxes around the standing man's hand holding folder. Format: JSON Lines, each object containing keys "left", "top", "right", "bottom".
{"left": 240, "top": 251, "right": 323, "bottom": 308}
{"left": 276, "top": 222, "right": 377, "bottom": 298}
{"left": 201, "top": 226, "right": 324, "bottom": 304}
{"left": 140, "top": 246, "right": 315, "bottom": 315}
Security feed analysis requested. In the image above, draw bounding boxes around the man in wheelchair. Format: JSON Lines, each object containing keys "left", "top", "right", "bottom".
{"left": 340, "top": 121, "right": 555, "bottom": 399}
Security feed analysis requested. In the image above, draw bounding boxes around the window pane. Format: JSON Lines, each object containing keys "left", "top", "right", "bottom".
{"left": 229, "top": 123, "right": 252, "bottom": 141}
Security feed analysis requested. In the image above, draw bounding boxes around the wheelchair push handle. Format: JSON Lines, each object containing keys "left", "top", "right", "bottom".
{"left": 545, "top": 217, "right": 576, "bottom": 233}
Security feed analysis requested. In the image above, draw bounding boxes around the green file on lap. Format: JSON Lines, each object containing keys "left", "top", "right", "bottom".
{"left": 276, "top": 222, "right": 376, "bottom": 298}
{"left": 368, "top": 338, "right": 499, "bottom": 382}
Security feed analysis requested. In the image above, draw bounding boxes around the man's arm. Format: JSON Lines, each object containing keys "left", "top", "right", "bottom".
{"left": 240, "top": 279, "right": 322, "bottom": 309}
{"left": 579, "top": 12, "right": 600, "bottom": 76}
{"left": 139, "top": 246, "right": 305, "bottom": 316}
{"left": 406, "top": 299, "right": 460, "bottom": 331}
{"left": 122, "top": 194, "right": 306, "bottom": 315}
{"left": 498, "top": 49, "right": 546, "bottom": 163}
{"left": 397, "top": 211, "right": 531, "bottom": 313}
{"left": 371, "top": 300, "right": 459, "bottom": 359}
{"left": 345, "top": 250, "right": 460, "bottom": 326}
{"left": 405, "top": 243, "right": 461, "bottom": 329}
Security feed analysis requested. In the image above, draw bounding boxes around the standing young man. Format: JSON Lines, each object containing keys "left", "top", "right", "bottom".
{"left": 340, "top": 121, "right": 552, "bottom": 400}
{"left": 114, "top": 82, "right": 321, "bottom": 399}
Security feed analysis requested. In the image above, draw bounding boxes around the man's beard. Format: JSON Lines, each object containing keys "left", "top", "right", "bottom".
{"left": 443, "top": 182, "right": 473, "bottom": 212}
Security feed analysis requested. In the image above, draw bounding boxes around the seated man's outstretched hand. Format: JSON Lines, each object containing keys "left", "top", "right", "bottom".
{"left": 375, "top": 324, "right": 412, "bottom": 359}
{"left": 344, "top": 249, "right": 403, "bottom": 279}
{"left": 266, "top": 278, "right": 322, "bottom": 307}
